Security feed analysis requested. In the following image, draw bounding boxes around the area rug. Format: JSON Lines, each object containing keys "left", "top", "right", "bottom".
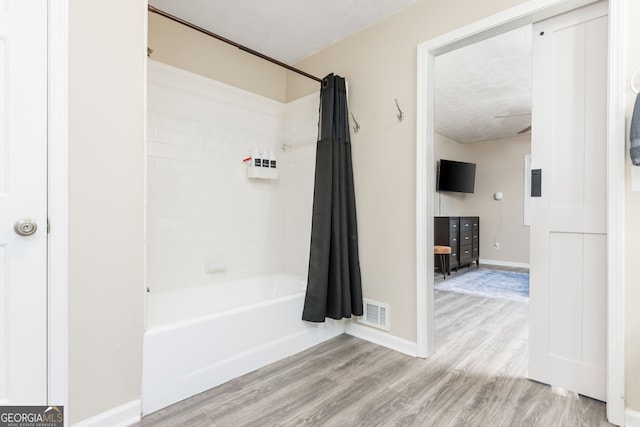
{"left": 436, "top": 269, "right": 529, "bottom": 302}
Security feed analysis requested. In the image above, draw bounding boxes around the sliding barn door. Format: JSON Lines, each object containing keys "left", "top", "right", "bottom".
{"left": 529, "top": 1, "right": 608, "bottom": 401}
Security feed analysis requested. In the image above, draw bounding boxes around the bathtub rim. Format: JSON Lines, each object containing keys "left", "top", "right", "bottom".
{"left": 145, "top": 272, "right": 307, "bottom": 331}
{"left": 145, "top": 290, "right": 306, "bottom": 333}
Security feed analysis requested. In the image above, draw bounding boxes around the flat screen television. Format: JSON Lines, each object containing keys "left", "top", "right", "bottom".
{"left": 437, "top": 159, "right": 476, "bottom": 194}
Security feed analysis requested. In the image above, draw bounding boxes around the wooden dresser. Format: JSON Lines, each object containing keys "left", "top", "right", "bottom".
{"left": 434, "top": 216, "right": 479, "bottom": 271}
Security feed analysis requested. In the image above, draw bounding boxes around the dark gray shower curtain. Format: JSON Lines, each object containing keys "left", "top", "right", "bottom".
{"left": 302, "top": 74, "right": 363, "bottom": 322}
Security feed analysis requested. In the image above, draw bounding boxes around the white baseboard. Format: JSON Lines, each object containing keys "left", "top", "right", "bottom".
{"left": 345, "top": 321, "right": 417, "bottom": 357}
{"left": 626, "top": 408, "right": 640, "bottom": 427}
{"left": 479, "top": 259, "right": 530, "bottom": 269}
{"left": 72, "top": 399, "right": 141, "bottom": 427}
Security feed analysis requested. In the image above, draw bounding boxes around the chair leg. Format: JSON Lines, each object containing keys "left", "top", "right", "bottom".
{"left": 439, "top": 254, "right": 446, "bottom": 279}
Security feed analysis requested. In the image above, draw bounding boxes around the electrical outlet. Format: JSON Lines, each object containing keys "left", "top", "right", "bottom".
{"left": 493, "top": 242, "right": 500, "bottom": 249}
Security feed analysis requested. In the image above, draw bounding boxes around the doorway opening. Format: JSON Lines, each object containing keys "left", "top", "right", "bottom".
{"left": 415, "top": 0, "right": 626, "bottom": 424}
{"left": 432, "top": 21, "right": 533, "bottom": 413}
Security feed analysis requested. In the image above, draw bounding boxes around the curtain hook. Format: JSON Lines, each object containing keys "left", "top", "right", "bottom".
{"left": 395, "top": 99, "right": 405, "bottom": 121}
{"left": 350, "top": 112, "right": 360, "bottom": 133}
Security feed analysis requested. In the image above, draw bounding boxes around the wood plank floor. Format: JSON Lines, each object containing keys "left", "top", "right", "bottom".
{"left": 137, "top": 266, "right": 611, "bottom": 427}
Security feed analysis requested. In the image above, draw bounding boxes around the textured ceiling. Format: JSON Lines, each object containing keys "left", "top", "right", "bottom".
{"left": 435, "top": 25, "right": 533, "bottom": 143}
{"left": 149, "top": 0, "right": 416, "bottom": 65}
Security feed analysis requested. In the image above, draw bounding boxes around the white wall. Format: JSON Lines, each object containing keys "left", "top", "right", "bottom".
{"left": 281, "top": 94, "right": 319, "bottom": 275}
{"left": 68, "top": 0, "right": 145, "bottom": 423}
{"left": 146, "top": 61, "right": 318, "bottom": 294}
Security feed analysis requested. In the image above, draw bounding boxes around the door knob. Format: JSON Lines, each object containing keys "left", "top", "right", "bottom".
{"left": 14, "top": 219, "right": 38, "bottom": 236}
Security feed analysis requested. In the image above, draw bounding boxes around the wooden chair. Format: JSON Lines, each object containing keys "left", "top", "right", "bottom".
{"left": 434, "top": 245, "right": 451, "bottom": 279}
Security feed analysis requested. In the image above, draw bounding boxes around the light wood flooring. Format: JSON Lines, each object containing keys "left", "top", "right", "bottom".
{"left": 137, "top": 266, "right": 611, "bottom": 427}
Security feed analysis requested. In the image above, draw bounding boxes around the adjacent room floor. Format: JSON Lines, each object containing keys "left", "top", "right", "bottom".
{"left": 136, "top": 265, "right": 610, "bottom": 426}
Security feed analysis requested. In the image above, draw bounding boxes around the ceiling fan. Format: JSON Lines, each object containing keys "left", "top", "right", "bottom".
{"left": 494, "top": 112, "right": 532, "bottom": 135}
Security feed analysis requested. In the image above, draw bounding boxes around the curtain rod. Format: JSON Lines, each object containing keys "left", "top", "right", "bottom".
{"left": 148, "top": 5, "right": 323, "bottom": 84}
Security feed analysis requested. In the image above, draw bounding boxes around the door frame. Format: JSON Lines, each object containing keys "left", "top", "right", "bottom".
{"left": 48, "top": 0, "right": 69, "bottom": 414}
{"left": 415, "top": 0, "right": 626, "bottom": 424}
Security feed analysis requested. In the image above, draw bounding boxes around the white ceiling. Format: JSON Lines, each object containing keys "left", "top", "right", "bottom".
{"left": 149, "top": 0, "right": 416, "bottom": 65}
{"left": 148, "top": 1, "right": 532, "bottom": 144}
{"left": 435, "top": 25, "right": 533, "bottom": 143}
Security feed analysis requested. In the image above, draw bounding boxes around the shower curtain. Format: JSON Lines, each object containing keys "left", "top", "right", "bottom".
{"left": 302, "top": 73, "right": 363, "bottom": 322}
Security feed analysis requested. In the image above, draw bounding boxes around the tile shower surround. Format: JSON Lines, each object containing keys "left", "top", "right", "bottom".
{"left": 147, "top": 61, "right": 317, "bottom": 293}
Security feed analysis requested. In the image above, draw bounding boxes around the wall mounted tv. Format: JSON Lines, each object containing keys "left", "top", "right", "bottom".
{"left": 437, "top": 159, "right": 476, "bottom": 194}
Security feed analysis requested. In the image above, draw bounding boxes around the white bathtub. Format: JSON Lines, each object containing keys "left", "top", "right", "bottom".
{"left": 142, "top": 273, "right": 344, "bottom": 415}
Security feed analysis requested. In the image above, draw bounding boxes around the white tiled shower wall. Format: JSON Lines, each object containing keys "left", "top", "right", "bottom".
{"left": 147, "top": 61, "right": 318, "bottom": 293}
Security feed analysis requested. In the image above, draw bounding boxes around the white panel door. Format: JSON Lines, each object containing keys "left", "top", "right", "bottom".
{"left": 0, "top": 0, "right": 48, "bottom": 404}
{"left": 529, "top": 1, "right": 607, "bottom": 401}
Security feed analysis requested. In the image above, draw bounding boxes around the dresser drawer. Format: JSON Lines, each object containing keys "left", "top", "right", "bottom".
{"left": 459, "top": 244, "right": 473, "bottom": 263}
{"left": 460, "top": 218, "right": 474, "bottom": 231}
{"left": 460, "top": 230, "right": 473, "bottom": 245}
